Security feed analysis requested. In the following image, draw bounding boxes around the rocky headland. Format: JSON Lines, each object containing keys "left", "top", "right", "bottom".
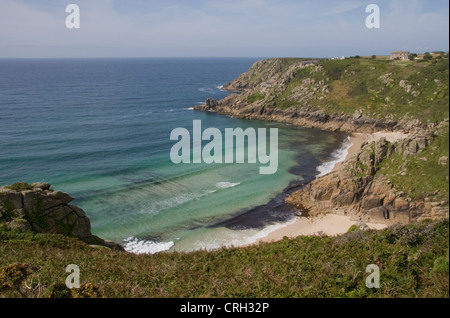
{"left": 195, "top": 57, "right": 449, "bottom": 226}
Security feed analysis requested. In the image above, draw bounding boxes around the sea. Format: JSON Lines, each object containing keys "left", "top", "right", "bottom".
{"left": 0, "top": 58, "right": 351, "bottom": 254}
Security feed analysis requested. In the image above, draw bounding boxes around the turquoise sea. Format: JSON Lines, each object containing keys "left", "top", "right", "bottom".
{"left": 0, "top": 58, "right": 350, "bottom": 253}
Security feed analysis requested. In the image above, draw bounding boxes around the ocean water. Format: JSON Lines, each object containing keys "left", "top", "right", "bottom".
{"left": 0, "top": 58, "right": 347, "bottom": 253}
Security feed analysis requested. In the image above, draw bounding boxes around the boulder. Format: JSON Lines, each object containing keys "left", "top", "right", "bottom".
{"left": 205, "top": 98, "right": 219, "bottom": 108}
{"left": 438, "top": 156, "right": 448, "bottom": 166}
{"left": 366, "top": 206, "right": 390, "bottom": 221}
{"left": 354, "top": 220, "right": 370, "bottom": 231}
{"left": 394, "top": 198, "right": 410, "bottom": 211}
{"left": 22, "top": 190, "right": 74, "bottom": 214}
{"left": 361, "top": 195, "right": 382, "bottom": 210}
{"left": 0, "top": 189, "right": 23, "bottom": 210}
{"left": 0, "top": 183, "right": 124, "bottom": 251}
{"left": 31, "top": 182, "right": 51, "bottom": 191}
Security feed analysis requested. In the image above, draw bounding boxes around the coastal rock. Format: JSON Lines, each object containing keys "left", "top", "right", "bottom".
{"left": 205, "top": 98, "right": 219, "bottom": 108}
{"left": 0, "top": 182, "right": 125, "bottom": 252}
{"left": 31, "top": 182, "right": 51, "bottom": 191}
{"left": 285, "top": 132, "right": 448, "bottom": 225}
{"left": 354, "top": 220, "right": 370, "bottom": 231}
{"left": 438, "top": 156, "right": 448, "bottom": 166}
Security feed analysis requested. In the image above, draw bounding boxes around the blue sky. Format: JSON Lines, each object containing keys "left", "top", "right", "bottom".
{"left": 0, "top": 0, "right": 448, "bottom": 58}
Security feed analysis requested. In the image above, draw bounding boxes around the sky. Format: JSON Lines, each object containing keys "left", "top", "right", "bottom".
{"left": 0, "top": 0, "right": 448, "bottom": 58}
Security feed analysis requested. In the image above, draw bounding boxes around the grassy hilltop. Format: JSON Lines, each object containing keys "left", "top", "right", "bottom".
{"left": 226, "top": 54, "right": 449, "bottom": 124}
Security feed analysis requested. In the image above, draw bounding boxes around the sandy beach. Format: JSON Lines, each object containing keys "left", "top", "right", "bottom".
{"left": 256, "top": 130, "right": 409, "bottom": 244}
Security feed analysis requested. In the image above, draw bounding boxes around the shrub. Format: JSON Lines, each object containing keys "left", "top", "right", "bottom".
{"left": 0, "top": 198, "right": 15, "bottom": 221}
{"left": 433, "top": 249, "right": 449, "bottom": 274}
{"left": 0, "top": 263, "right": 35, "bottom": 297}
{"left": 423, "top": 52, "right": 432, "bottom": 61}
{"left": 4, "top": 182, "right": 33, "bottom": 192}
{"left": 46, "top": 283, "right": 73, "bottom": 298}
{"left": 247, "top": 92, "right": 265, "bottom": 103}
{"left": 409, "top": 53, "right": 418, "bottom": 61}
{"left": 72, "top": 283, "right": 102, "bottom": 298}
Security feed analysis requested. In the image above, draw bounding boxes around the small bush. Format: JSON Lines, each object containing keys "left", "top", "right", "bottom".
{"left": 433, "top": 249, "right": 449, "bottom": 274}
{"left": 72, "top": 283, "right": 102, "bottom": 298}
{"left": 385, "top": 223, "right": 436, "bottom": 247}
{"left": 5, "top": 182, "right": 33, "bottom": 192}
{"left": 247, "top": 92, "right": 265, "bottom": 103}
{"left": 0, "top": 263, "right": 32, "bottom": 288}
{"left": 46, "top": 283, "right": 73, "bottom": 298}
{"left": 0, "top": 199, "right": 15, "bottom": 221}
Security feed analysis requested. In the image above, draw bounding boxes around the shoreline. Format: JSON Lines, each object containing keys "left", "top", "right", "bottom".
{"left": 253, "top": 130, "right": 409, "bottom": 245}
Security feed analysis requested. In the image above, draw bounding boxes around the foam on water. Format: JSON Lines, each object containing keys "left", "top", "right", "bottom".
{"left": 123, "top": 237, "right": 175, "bottom": 254}
{"left": 316, "top": 136, "right": 352, "bottom": 177}
{"left": 215, "top": 182, "right": 241, "bottom": 189}
{"left": 185, "top": 217, "right": 299, "bottom": 252}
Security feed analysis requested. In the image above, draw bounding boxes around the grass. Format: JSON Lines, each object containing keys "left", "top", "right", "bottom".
{"left": 3, "top": 182, "right": 33, "bottom": 192}
{"left": 247, "top": 92, "right": 266, "bottom": 104}
{"left": 0, "top": 219, "right": 448, "bottom": 298}
{"left": 255, "top": 56, "right": 450, "bottom": 123}
{"left": 377, "top": 130, "right": 449, "bottom": 202}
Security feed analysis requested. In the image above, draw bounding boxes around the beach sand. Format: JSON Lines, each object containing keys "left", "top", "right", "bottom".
{"left": 256, "top": 214, "right": 388, "bottom": 243}
{"left": 256, "top": 130, "right": 409, "bottom": 244}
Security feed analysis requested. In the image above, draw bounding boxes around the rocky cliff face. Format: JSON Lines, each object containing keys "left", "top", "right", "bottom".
{"left": 286, "top": 130, "right": 449, "bottom": 224}
{"left": 196, "top": 100, "right": 400, "bottom": 133}
{"left": 0, "top": 182, "right": 124, "bottom": 251}
{"left": 195, "top": 57, "right": 448, "bottom": 133}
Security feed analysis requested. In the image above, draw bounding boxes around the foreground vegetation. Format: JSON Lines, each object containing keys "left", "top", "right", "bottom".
{"left": 1, "top": 219, "right": 448, "bottom": 298}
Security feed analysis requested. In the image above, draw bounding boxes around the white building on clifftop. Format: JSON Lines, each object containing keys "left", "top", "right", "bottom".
{"left": 390, "top": 51, "right": 410, "bottom": 60}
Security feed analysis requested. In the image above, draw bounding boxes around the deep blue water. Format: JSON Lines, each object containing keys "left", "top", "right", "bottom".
{"left": 0, "top": 58, "right": 346, "bottom": 253}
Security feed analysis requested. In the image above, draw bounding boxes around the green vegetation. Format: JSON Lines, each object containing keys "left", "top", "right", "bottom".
{"left": 347, "top": 225, "right": 358, "bottom": 233}
{"left": 0, "top": 195, "right": 14, "bottom": 221}
{"left": 263, "top": 56, "right": 449, "bottom": 124}
{"left": 423, "top": 52, "right": 433, "bottom": 61}
{"left": 1, "top": 219, "right": 448, "bottom": 298}
{"left": 377, "top": 130, "right": 449, "bottom": 202}
{"left": 247, "top": 92, "right": 265, "bottom": 103}
{"left": 4, "top": 182, "right": 33, "bottom": 192}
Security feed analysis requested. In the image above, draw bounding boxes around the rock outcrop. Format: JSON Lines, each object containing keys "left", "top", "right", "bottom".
{"left": 195, "top": 58, "right": 448, "bottom": 134}
{"left": 286, "top": 132, "right": 449, "bottom": 224}
{"left": 0, "top": 182, "right": 124, "bottom": 251}
{"left": 196, "top": 100, "right": 400, "bottom": 133}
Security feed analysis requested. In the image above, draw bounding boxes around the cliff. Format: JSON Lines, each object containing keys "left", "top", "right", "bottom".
{"left": 197, "top": 56, "right": 449, "bottom": 132}
{"left": 0, "top": 182, "right": 124, "bottom": 251}
{"left": 286, "top": 125, "right": 449, "bottom": 224}
{"left": 195, "top": 55, "right": 450, "bottom": 224}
